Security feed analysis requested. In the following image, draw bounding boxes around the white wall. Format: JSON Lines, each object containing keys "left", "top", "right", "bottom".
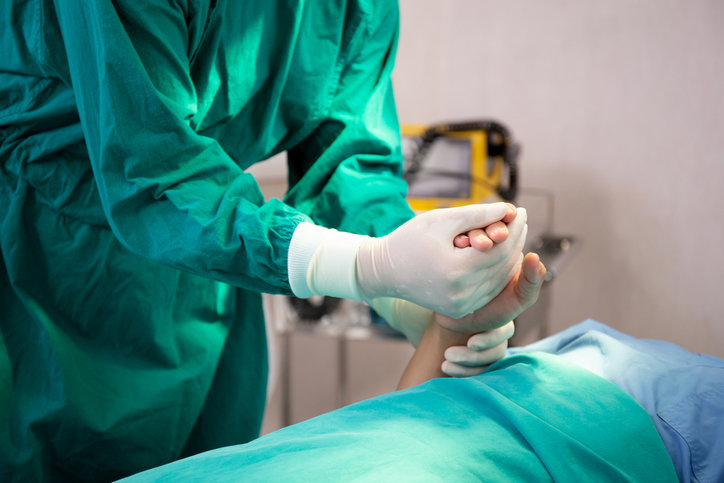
{"left": 395, "top": 0, "right": 724, "bottom": 356}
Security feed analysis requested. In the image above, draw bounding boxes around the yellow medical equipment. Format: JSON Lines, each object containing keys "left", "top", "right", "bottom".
{"left": 402, "top": 121, "right": 519, "bottom": 211}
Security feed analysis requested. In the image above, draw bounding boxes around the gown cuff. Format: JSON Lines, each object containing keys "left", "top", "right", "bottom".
{"left": 288, "top": 222, "right": 368, "bottom": 300}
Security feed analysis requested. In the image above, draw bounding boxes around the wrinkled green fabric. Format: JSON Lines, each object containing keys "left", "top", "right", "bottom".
{"left": 121, "top": 353, "right": 678, "bottom": 482}
{"left": 0, "top": 0, "right": 414, "bottom": 480}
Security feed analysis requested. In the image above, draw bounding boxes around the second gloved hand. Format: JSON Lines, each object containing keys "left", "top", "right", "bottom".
{"left": 355, "top": 203, "right": 527, "bottom": 318}
{"left": 441, "top": 321, "right": 514, "bottom": 377}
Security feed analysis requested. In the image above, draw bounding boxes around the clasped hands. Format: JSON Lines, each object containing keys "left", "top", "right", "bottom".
{"left": 364, "top": 203, "right": 546, "bottom": 377}
{"left": 303, "top": 200, "right": 545, "bottom": 376}
{"left": 440, "top": 204, "right": 546, "bottom": 376}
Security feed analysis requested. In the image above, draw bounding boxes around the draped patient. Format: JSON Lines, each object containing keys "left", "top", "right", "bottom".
{"left": 391, "top": 204, "right": 714, "bottom": 482}
{"left": 120, "top": 205, "right": 688, "bottom": 482}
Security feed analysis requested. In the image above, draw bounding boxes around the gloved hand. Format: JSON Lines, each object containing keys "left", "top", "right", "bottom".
{"left": 369, "top": 297, "right": 434, "bottom": 347}
{"left": 441, "top": 322, "right": 514, "bottom": 377}
{"left": 370, "top": 298, "right": 516, "bottom": 367}
{"left": 440, "top": 252, "right": 547, "bottom": 377}
{"left": 355, "top": 203, "right": 528, "bottom": 318}
{"left": 367, "top": 203, "right": 521, "bottom": 347}
{"left": 288, "top": 203, "right": 525, "bottom": 320}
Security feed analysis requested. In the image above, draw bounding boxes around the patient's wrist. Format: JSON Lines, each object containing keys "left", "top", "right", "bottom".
{"left": 429, "top": 320, "right": 470, "bottom": 347}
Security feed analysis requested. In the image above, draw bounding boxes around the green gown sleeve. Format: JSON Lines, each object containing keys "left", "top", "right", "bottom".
{"left": 52, "top": 0, "right": 311, "bottom": 295}
{"left": 284, "top": 2, "right": 416, "bottom": 237}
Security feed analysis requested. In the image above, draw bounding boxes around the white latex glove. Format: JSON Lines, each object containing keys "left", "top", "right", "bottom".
{"left": 287, "top": 203, "right": 525, "bottom": 321}
{"left": 441, "top": 322, "right": 514, "bottom": 377}
{"left": 356, "top": 204, "right": 528, "bottom": 318}
{"left": 370, "top": 297, "right": 434, "bottom": 347}
{"left": 373, "top": 298, "right": 516, "bottom": 374}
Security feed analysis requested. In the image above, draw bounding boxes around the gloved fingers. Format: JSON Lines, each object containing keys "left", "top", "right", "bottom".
{"left": 501, "top": 203, "right": 518, "bottom": 223}
{"left": 460, "top": 248, "right": 524, "bottom": 316}
{"left": 457, "top": 230, "right": 520, "bottom": 289}
{"left": 456, "top": 208, "right": 527, "bottom": 269}
{"left": 492, "top": 249, "right": 525, "bottom": 292}
{"left": 441, "top": 360, "right": 487, "bottom": 378}
{"left": 429, "top": 202, "right": 509, "bottom": 234}
{"left": 476, "top": 224, "right": 527, "bottom": 299}
{"left": 467, "top": 321, "right": 515, "bottom": 350}
{"left": 455, "top": 204, "right": 517, "bottom": 250}
{"left": 444, "top": 338, "right": 509, "bottom": 366}
{"left": 441, "top": 340, "right": 508, "bottom": 377}
{"left": 487, "top": 207, "right": 527, "bottom": 257}
{"left": 442, "top": 254, "right": 521, "bottom": 321}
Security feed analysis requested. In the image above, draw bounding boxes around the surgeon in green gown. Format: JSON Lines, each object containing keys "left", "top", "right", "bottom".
{"left": 1, "top": 0, "right": 531, "bottom": 480}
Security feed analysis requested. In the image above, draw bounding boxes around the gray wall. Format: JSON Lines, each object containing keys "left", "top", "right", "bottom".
{"left": 395, "top": 0, "right": 724, "bottom": 357}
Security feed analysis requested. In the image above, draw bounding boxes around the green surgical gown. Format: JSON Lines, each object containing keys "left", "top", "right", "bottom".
{"left": 0, "top": 0, "right": 414, "bottom": 480}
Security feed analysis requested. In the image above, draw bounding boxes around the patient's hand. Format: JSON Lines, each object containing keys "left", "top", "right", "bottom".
{"left": 438, "top": 253, "right": 546, "bottom": 334}
{"left": 396, "top": 253, "right": 545, "bottom": 387}
{"left": 454, "top": 203, "right": 517, "bottom": 250}
{"left": 397, "top": 204, "right": 538, "bottom": 384}
{"left": 439, "top": 253, "right": 546, "bottom": 376}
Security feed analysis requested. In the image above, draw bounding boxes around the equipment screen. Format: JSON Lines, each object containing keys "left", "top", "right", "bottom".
{"left": 402, "top": 137, "right": 471, "bottom": 199}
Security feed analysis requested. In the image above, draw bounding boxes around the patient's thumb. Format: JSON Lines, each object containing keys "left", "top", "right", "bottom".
{"left": 515, "top": 253, "right": 546, "bottom": 303}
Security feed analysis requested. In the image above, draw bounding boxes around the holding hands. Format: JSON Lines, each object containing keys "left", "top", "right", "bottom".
{"left": 440, "top": 251, "right": 546, "bottom": 377}
{"left": 395, "top": 206, "right": 546, "bottom": 389}
{"left": 453, "top": 203, "right": 519, "bottom": 251}
{"left": 302, "top": 200, "right": 543, "bottom": 376}
{"left": 356, "top": 202, "right": 527, "bottom": 318}
{"left": 439, "top": 204, "right": 546, "bottom": 376}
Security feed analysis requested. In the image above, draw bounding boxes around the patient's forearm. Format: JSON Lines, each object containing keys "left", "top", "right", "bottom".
{"left": 396, "top": 322, "right": 469, "bottom": 391}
